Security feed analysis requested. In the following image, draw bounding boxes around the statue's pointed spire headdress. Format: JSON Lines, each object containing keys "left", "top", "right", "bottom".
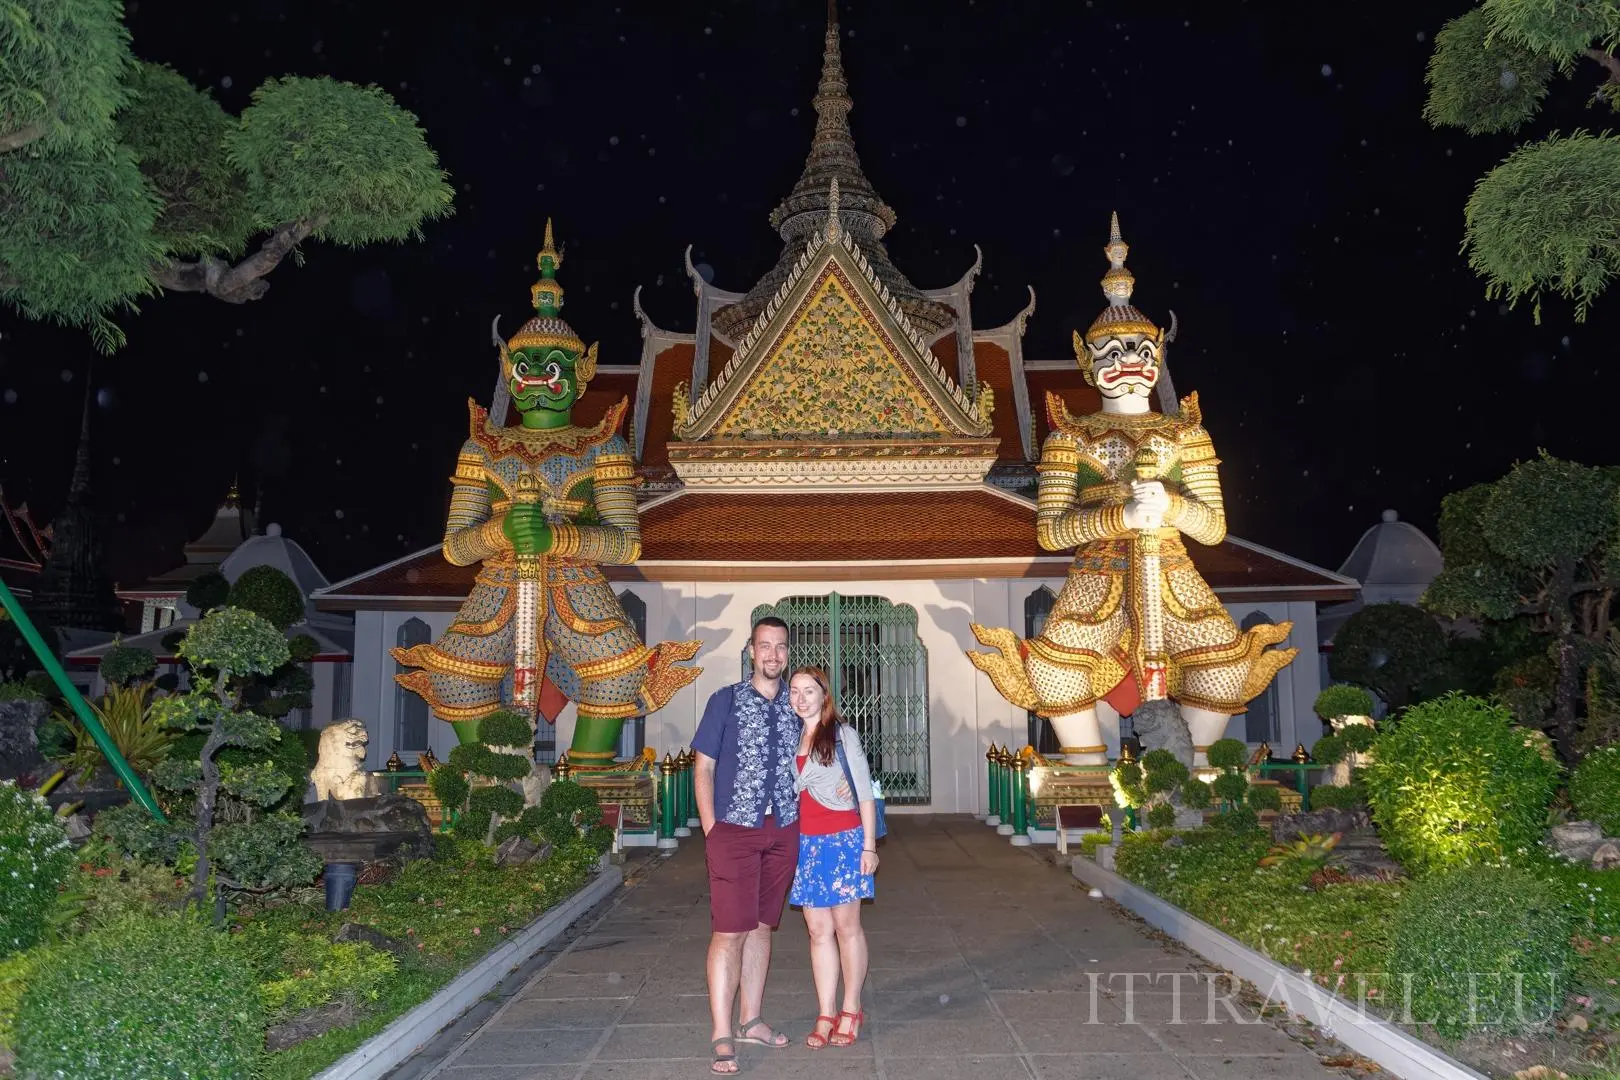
{"left": 1081, "top": 211, "right": 1161, "bottom": 345}
{"left": 506, "top": 218, "right": 585, "bottom": 356}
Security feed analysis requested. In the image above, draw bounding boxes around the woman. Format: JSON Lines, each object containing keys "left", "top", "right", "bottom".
{"left": 787, "top": 665, "right": 879, "bottom": 1049}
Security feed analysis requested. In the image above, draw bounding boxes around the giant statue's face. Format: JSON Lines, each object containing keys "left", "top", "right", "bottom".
{"left": 1084, "top": 332, "right": 1161, "bottom": 399}
{"left": 507, "top": 345, "right": 580, "bottom": 416}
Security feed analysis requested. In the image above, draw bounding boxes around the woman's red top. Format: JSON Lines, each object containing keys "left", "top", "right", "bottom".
{"left": 795, "top": 754, "right": 861, "bottom": 836}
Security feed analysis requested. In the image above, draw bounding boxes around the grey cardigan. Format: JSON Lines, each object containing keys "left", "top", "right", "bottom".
{"left": 793, "top": 723, "right": 875, "bottom": 812}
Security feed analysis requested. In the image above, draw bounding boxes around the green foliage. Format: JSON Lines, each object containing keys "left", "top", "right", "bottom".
{"left": 477, "top": 709, "right": 533, "bottom": 748}
{"left": 211, "top": 814, "right": 320, "bottom": 890}
{"left": 183, "top": 570, "right": 231, "bottom": 615}
{"left": 98, "top": 640, "right": 155, "bottom": 687}
{"left": 1362, "top": 694, "right": 1560, "bottom": 875}
{"left": 1330, "top": 602, "right": 1450, "bottom": 710}
{"left": 1388, "top": 863, "right": 1573, "bottom": 1038}
{"left": 1078, "top": 830, "right": 1114, "bottom": 859}
{"left": 1258, "top": 831, "right": 1341, "bottom": 869}
{"left": 1180, "top": 777, "right": 1212, "bottom": 810}
{"left": 1247, "top": 783, "right": 1283, "bottom": 812}
{"left": 247, "top": 931, "right": 396, "bottom": 1024}
{"left": 1206, "top": 738, "right": 1249, "bottom": 771}
{"left": 0, "top": 4, "right": 451, "bottom": 350}
{"left": 539, "top": 781, "right": 609, "bottom": 852}
{"left": 0, "top": 782, "right": 73, "bottom": 959}
{"left": 1145, "top": 803, "right": 1175, "bottom": 829}
{"left": 1312, "top": 726, "right": 1373, "bottom": 768}
{"left": 178, "top": 606, "right": 291, "bottom": 679}
{"left": 1309, "top": 782, "right": 1368, "bottom": 809}
{"left": 1425, "top": 7, "right": 1555, "bottom": 134}
{"left": 1208, "top": 806, "right": 1259, "bottom": 833}
{"left": 118, "top": 63, "right": 254, "bottom": 258}
{"left": 226, "top": 566, "right": 305, "bottom": 631}
{"left": 0, "top": 681, "right": 41, "bottom": 702}
{"left": 167, "top": 721, "right": 309, "bottom": 817}
{"left": 1314, "top": 683, "right": 1377, "bottom": 721}
{"left": 1571, "top": 745, "right": 1620, "bottom": 834}
{"left": 1211, "top": 771, "right": 1249, "bottom": 805}
{"left": 0, "top": 946, "right": 40, "bottom": 1057}
{"left": 58, "top": 680, "right": 175, "bottom": 785}
{"left": 13, "top": 913, "right": 263, "bottom": 1079}
{"left": 1483, "top": 0, "right": 1620, "bottom": 66}
{"left": 447, "top": 742, "right": 532, "bottom": 783}
{"left": 1109, "top": 760, "right": 1145, "bottom": 809}
{"left": 91, "top": 802, "right": 184, "bottom": 865}
{"left": 228, "top": 76, "right": 454, "bottom": 247}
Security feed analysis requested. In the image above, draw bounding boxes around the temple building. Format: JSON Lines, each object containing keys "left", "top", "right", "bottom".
{"left": 0, "top": 485, "right": 51, "bottom": 603}
{"left": 116, "top": 484, "right": 255, "bottom": 633}
{"left": 313, "top": 8, "right": 1359, "bottom": 812}
{"left": 69, "top": 523, "right": 354, "bottom": 730}
{"left": 1316, "top": 509, "right": 1446, "bottom": 687}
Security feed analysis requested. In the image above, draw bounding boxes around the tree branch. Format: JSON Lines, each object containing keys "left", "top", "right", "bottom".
{"left": 150, "top": 216, "right": 328, "bottom": 304}
{"left": 1573, "top": 578, "right": 1620, "bottom": 596}
{"left": 0, "top": 121, "right": 46, "bottom": 154}
{"left": 1584, "top": 48, "right": 1620, "bottom": 85}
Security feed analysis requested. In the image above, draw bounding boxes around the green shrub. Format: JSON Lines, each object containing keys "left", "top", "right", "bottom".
{"left": 1315, "top": 683, "right": 1377, "bottom": 721}
{"left": 477, "top": 709, "right": 533, "bottom": 748}
{"left": 1211, "top": 771, "right": 1249, "bottom": 805}
{"left": 247, "top": 931, "right": 397, "bottom": 1024}
{"left": 1207, "top": 738, "right": 1250, "bottom": 771}
{"left": 226, "top": 565, "right": 305, "bottom": 631}
{"left": 1248, "top": 784, "right": 1283, "bottom": 812}
{"left": 1310, "top": 782, "right": 1368, "bottom": 810}
{"left": 167, "top": 723, "right": 310, "bottom": 817}
{"left": 1208, "top": 806, "right": 1260, "bottom": 833}
{"left": 184, "top": 571, "right": 231, "bottom": 615}
{"left": 1363, "top": 694, "right": 1560, "bottom": 875}
{"left": 0, "top": 681, "right": 41, "bottom": 702}
{"left": 1311, "top": 732, "right": 1345, "bottom": 765}
{"left": 1571, "top": 745, "right": 1620, "bottom": 834}
{"left": 0, "top": 947, "right": 40, "bottom": 1057}
{"left": 1078, "top": 831, "right": 1113, "bottom": 859}
{"left": 1388, "top": 864, "right": 1572, "bottom": 1038}
{"left": 1180, "top": 777, "right": 1212, "bottom": 809}
{"left": 98, "top": 641, "right": 156, "bottom": 687}
{"left": 1145, "top": 803, "right": 1175, "bottom": 829}
{"left": 0, "top": 781, "right": 73, "bottom": 959}
{"left": 13, "top": 914, "right": 264, "bottom": 1079}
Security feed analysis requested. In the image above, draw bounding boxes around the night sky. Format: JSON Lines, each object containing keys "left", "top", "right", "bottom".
{"left": 1, "top": 0, "right": 1614, "bottom": 589}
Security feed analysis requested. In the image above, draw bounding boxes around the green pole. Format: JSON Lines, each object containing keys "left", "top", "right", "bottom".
{"left": 986, "top": 746, "right": 1000, "bottom": 822}
{"left": 0, "top": 578, "right": 163, "bottom": 820}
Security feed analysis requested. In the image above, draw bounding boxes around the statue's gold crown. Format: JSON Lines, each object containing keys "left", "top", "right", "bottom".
{"left": 508, "top": 218, "right": 585, "bottom": 355}
{"left": 1082, "top": 211, "right": 1161, "bottom": 344}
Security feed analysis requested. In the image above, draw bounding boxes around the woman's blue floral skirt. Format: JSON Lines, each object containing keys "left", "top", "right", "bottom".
{"left": 789, "top": 826, "right": 875, "bottom": 908}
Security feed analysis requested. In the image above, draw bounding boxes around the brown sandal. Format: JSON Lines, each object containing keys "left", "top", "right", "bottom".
{"left": 806, "top": 1014, "right": 837, "bottom": 1049}
{"left": 829, "top": 1009, "right": 864, "bottom": 1046}
{"left": 710, "top": 1037, "right": 738, "bottom": 1074}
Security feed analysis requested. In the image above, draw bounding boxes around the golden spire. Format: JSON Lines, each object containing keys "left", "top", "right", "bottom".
{"left": 530, "top": 217, "right": 566, "bottom": 317}
{"left": 509, "top": 217, "right": 586, "bottom": 355}
{"left": 1083, "top": 211, "right": 1160, "bottom": 344}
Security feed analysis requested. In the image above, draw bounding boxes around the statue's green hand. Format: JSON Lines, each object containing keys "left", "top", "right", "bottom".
{"left": 501, "top": 506, "right": 553, "bottom": 556}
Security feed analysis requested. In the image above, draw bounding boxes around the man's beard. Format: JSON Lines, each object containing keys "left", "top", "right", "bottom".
{"left": 757, "top": 658, "right": 786, "bottom": 676}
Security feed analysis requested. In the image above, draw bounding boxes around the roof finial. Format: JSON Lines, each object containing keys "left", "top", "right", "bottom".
{"left": 826, "top": 178, "right": 842, "bottom": 240}
{"left": 226, "top": 475, "right": 240, "bottom": 508}
{"left": 1082, "top": 211, "right": 1161, "bottom": 345}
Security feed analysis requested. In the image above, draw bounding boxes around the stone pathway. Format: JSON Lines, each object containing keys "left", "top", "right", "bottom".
{"left": 418, "top": 816, "right": 1357, "bottom": 1080}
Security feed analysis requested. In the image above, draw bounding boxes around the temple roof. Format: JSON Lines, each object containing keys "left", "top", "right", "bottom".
{"left": 312, "top": 489, "right": 1358, "bottom": 604}
{"left": 0, "top": 483, "right": 50, "bottom": 598}
{"left": 121, "top": 484, "right": 255, "bottom": 596}
{"left": 711, "top": 2, "right": 953, "bottom": 341}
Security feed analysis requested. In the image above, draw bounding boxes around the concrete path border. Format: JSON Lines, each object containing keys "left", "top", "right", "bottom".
{"left": 1071, "top": 854, "right": 1488, "bottom": 1080}
{"left": 313, "top": 863, "right": 624, "bottom": 1080}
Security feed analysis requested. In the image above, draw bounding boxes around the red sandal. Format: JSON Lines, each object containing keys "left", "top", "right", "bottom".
{"left": 829, "top": 1009, "right": 864, "bottom": 1046}
{"left": 806, "top": 1015, "right": 837, "bottom": 1049}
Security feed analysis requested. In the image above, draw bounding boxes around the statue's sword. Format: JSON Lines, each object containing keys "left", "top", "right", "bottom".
{"left": 1135, "top": 312, "right": 1181, "bottom": 703}
{"left": 511, "top": 471, "right": 545, "bottom": 727}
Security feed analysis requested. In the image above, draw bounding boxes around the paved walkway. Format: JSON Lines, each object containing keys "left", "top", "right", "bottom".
{"left": 420, "top": 816, "right": 1359, "bottom": 1080}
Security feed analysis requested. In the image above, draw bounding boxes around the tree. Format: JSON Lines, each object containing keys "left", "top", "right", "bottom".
{"left": 1, "top": 0, "right": 454, "bottom": 351}
{"left": 1423, "top": 453, "right": 1620, "bottom": 761}
{"left": 1328, "top": 602, "right": 1451, "bottom": 711}
{"left": 1423, "top": 1, "right": 1620, "bottom": 322}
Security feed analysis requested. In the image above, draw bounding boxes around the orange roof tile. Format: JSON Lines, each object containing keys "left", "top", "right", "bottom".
{"left": 972, "top": 342, "right": 1028, "bottom": 463}
{"left": 1027, "top": 365, "right": 1100, "bottom": 446}
{"left": 640, "top": 344, "right": 694, "bottom": 467}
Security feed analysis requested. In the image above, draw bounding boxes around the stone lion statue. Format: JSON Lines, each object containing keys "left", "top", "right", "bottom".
{"left": 311, "top": 718, "right": 376, "bottom": 801}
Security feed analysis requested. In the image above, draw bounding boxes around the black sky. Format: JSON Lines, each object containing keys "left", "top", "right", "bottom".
{"left": 0, "top": 0, "right": 1613, "bottom": 588}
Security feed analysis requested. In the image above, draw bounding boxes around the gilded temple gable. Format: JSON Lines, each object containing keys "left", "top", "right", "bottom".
{"left": 675, "top": 227, "right": 993, "bottom": 443}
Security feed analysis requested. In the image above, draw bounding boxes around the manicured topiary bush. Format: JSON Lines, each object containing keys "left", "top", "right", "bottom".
{"left": 98, "top": 640, "right": 156, "bottom": 688}
{"left": 184, "top": 570, "right": 231, "bottom": 615}
{"left": 1571, "top": 745, "right": 1620, "bottom": 835}
{"left": 226, "top": 566, "right": 305, "bottom": 630}
{"left": 1314, "top": 683, "right": 1377, "bottom": 722}
{"left": 13, "top": 914, "right": 264, "bottom": 1080}
{"left": 430, "top": 710, "right": 533, "bottom": 842}
{"left": 1362, "top": 694, "right": 1560, "bottom": 875}
{"left": 0, "top": 781, "right": 73, "bottom": 959}
{"left": 1309, "top": 782, "right": 1368, "bottom": 810}
{"left": 1247, "top": 783, "right": 1283, "bottom": 812}
{"left": 1388, "top": 864, "right": 1572, "bottom": 1038}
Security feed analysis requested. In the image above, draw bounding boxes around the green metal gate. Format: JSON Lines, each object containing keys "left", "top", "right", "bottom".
{"left": 749, "top": 594, "right": 930, "bottom": 805}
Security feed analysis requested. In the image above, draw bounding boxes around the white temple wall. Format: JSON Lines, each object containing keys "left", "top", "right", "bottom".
{"left": 348, "top": 584, "right": 1324, "bottom": 812}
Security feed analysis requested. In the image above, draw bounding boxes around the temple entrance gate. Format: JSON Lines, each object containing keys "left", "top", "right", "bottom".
{"left": 749, "top": 594, "right": 930, "bottom": 805}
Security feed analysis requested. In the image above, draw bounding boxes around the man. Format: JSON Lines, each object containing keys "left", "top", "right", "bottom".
{"left": 692, "top": 616, "right": 802, "bottom": 1074}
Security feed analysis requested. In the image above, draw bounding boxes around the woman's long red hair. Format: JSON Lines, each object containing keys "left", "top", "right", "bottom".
{"left": 793, "top": 666, "right": 843, "bottom": 766}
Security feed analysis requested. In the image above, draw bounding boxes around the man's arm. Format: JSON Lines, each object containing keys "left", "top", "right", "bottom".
{"left": 690, "top": 687, "right": 730, "bottom": 835}
{"left": 694, "top": 752, "right": 718, "bottom": 836}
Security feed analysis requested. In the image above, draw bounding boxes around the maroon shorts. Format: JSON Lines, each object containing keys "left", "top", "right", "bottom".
{"left": 705, "top": 815, "right": 801, "bottom": 934}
